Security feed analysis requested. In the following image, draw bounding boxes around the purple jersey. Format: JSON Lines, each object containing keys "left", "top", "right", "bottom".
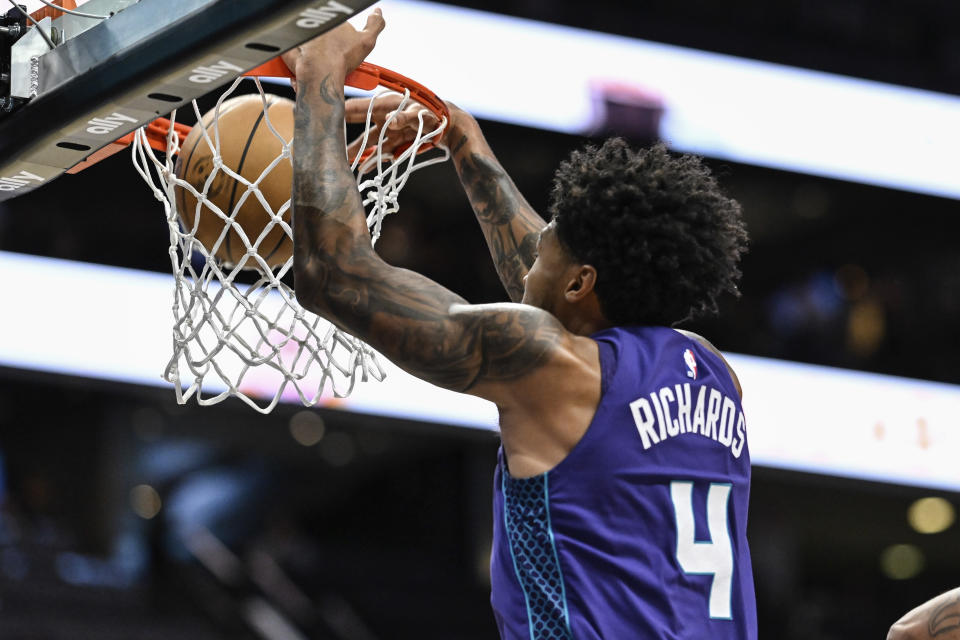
{"left": 491, "top": 326, "right": 757, "bottom": 639}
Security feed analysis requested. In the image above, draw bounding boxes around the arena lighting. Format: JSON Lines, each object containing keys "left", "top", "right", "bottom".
{"left": 319, "top": 431, "right": 357, "bottom": 467}
{"left": 3, "top": 250, "right": 960, "bottom": 492}
{"left": 17, "top": 1, "right": 960, "bottom": 199}
{"left": 880, "top": 544, "right": 925, "bottom": 580}
{"left": 907, "top": 497, "right": 956, "bottom": 534}
{"left": 129, "top": 484, "right": 162, "bottom": 520}
{"left": 357, "top": 1, "right": 960, "bottom": 201}
{"left": 289, "top": 411, "right": 327, "bottom": 447}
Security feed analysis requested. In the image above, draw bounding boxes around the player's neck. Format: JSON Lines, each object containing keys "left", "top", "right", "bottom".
{"left": 560, "top": 312, "right": 613, "bottom": 337}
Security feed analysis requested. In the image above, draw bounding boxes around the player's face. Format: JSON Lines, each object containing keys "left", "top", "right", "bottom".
{"left": 521, "top": 223, "right": 573, "bottom": 313}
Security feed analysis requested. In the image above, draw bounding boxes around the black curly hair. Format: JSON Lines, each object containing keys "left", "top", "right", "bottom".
{"left": 550, "top": 139, "right": 748, "bottom": 326}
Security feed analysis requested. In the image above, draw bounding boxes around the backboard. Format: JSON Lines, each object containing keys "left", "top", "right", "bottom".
{"left": 0, "top": 0, "right": 377, "bottom": 201}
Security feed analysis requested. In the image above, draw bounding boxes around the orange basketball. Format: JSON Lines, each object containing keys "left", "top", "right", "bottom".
{"left": 175, "top": 93, "right": 294, "bottom": 270}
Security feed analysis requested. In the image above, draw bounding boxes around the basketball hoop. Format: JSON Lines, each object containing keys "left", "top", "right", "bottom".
{"left": 127, "top": 60, "right": 449, "bottom": 413}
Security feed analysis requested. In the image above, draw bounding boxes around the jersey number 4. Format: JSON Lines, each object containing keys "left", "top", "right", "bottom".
{"left": 669, "top": 481, "right": 734, "bottom": 620}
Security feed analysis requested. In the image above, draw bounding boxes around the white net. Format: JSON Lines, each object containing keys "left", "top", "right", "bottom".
{"left": 132, "top": 75, "right": 448, "bottom": 413}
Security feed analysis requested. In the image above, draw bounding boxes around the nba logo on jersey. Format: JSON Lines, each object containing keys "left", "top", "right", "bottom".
{"left": 683, "top": 348, "right": 697, "bottom": 379}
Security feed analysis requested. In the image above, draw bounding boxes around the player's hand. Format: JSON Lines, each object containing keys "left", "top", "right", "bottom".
{"left": 344, "top": 94, "right": 438, "bottom": 156}
{"left": 282, "top": 9, "right": 385, "bottom": 81}
{"left": 345, "top": 95, "right": 470, "bottom": 154}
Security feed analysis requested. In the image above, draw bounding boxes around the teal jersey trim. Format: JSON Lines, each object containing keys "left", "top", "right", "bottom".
{"left": 502, "top": 471, "right": 574, "bottom": 640}
{"left": 543, "top": 474, "right": 573, "bottom": 636}
{"left": 503, "top": 471, "right": 537, "bottom": 640}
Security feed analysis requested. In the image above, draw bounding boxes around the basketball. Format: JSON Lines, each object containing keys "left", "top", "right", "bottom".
{"left": 174, "top": 93, "right": 294, "bottom": 269}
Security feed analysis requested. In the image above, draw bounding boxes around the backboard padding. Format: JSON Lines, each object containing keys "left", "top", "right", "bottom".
{"left": 0, "top": 0, "right": 377, "bottom": 201}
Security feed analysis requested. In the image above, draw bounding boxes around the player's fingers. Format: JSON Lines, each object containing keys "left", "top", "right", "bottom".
{"left": 348, "top": 127, "right": 416, "bottom": 161}
{"left": 417, "top": 107, "right": 441, "bottom": 130}
{"left": 364, "top": 8, "right": 386, "bottom": 37}
{"left": 344, "top": 97, "right": 375, "bottom": 123}
{"left": 387, "top": 104, "right": 439, "bottom": 131}
{"left": 346, "top": 94, "right": 407, "bottom": 125}
{"left": 359, "top": 9, "right": 385, "bottom": 51}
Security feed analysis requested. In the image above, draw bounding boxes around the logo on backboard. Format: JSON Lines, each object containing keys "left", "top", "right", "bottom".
{"left": 188, "top": 60, "right": 244, "bottom": 84}
{"left": 683, "top": 348, "right": 698, "bottom": 379}
{"left": 296, "top": 1, "right": 354, "bottom": 28}
{"left": 86, "top": 112, "right": 138, "bottom": 135}
{"left": 0, "top": 169, "right": 43, "bottom": 192}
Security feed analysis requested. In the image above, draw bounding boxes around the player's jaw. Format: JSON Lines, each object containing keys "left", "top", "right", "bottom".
{"left": 520, "top": 243, "right": 550, "bottom": 310}
{"left": 521, "top": 229, "right": 572, "bottom": 317}
{"left": 520, "top": 262, "right": 552, "bottom": 311}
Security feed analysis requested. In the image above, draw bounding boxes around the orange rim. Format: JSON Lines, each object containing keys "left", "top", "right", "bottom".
{"left": 29, "top": 0, "right": 78, "bottom": 21}
{"left": 245, "top": 58, "right": 448, "bottom": 123}
{"left": 66, "top": 60, "right": 448, "bottom": 174}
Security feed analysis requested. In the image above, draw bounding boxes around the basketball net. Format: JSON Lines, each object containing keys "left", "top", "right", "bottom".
{"left": 132, "top": 73, "right": 448, "bottom": 413}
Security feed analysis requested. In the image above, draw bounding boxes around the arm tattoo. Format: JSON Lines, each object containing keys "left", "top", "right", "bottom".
{"left": 291, "top": 71, "right": 563, "bottom": 396}
{"left": 294, "top": 236, "right": 563, "bottom": 392}
{"left": 454, "top": 145, "right": 546, "bottom": 303}
{"left": 929, "top": 592, "right": 960, "bottom": 636}
{"left": 317, "top": 75, "right": 341, "bottom": 107}
{"left": 292, "top": 74, "right": 359, "bottom": 229}
{"left": 450, "top": 132, "right": 468, "bottom": 155}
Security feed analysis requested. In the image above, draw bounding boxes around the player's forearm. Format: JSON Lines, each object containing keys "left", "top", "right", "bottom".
{"left": 287, "top": 69, "right": 563, "bottom": 400}
{"left": 888, "top": 587, "right": 960, "bottom": 640}
{"left": 288, "top": 67, "right": 480, "bottom": 385}
{"left": 291, "top": 68, "right": 374, "bottom": 319}
{"left": 446, "top": 110, "right": 547, "bottom": 302}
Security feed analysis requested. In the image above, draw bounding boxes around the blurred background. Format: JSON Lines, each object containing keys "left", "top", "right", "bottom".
{"left": 1, "top": 0, "right": 959, "bottom": 638}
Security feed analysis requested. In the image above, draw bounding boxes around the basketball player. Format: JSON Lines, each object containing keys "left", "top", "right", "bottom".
{"left": 283, "top": 11, "right": 755, "bottom": 639}
{"left": 888, "top": 587, "right": 960, "bottom": 639}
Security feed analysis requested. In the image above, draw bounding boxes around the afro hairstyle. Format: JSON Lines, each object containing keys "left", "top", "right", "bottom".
{"left": 549, "top": 139, "right": 748, "bottom": 326}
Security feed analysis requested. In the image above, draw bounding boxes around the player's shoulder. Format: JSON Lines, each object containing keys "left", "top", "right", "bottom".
{"left": 674, "top": 329, "right": 742, "bottom": 398}
{"left": 456, "top": 302, "right": 598, "bottom": 404}
{"left": 674, "top": 329, "right": 717, "bottom": 352}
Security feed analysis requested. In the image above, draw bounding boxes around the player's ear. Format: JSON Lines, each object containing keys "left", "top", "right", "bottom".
{"left": 564, "top": 264, "right": 597, "bottom": 303}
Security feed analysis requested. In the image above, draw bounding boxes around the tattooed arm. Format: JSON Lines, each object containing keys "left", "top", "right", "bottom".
{"left": 284, "top": 13, "right": 578, "bottom": 405}
{"left": 346, "top": 98, "right": 547, "bottom": 302}
{"left": 888, "top": 587, "right": 960, "bottom": 640}
{"left": 444, "top": 111, "right": 547, "bottom": 302}
{"left": 342, "top": 92, "right": 545, "bottom": 302}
